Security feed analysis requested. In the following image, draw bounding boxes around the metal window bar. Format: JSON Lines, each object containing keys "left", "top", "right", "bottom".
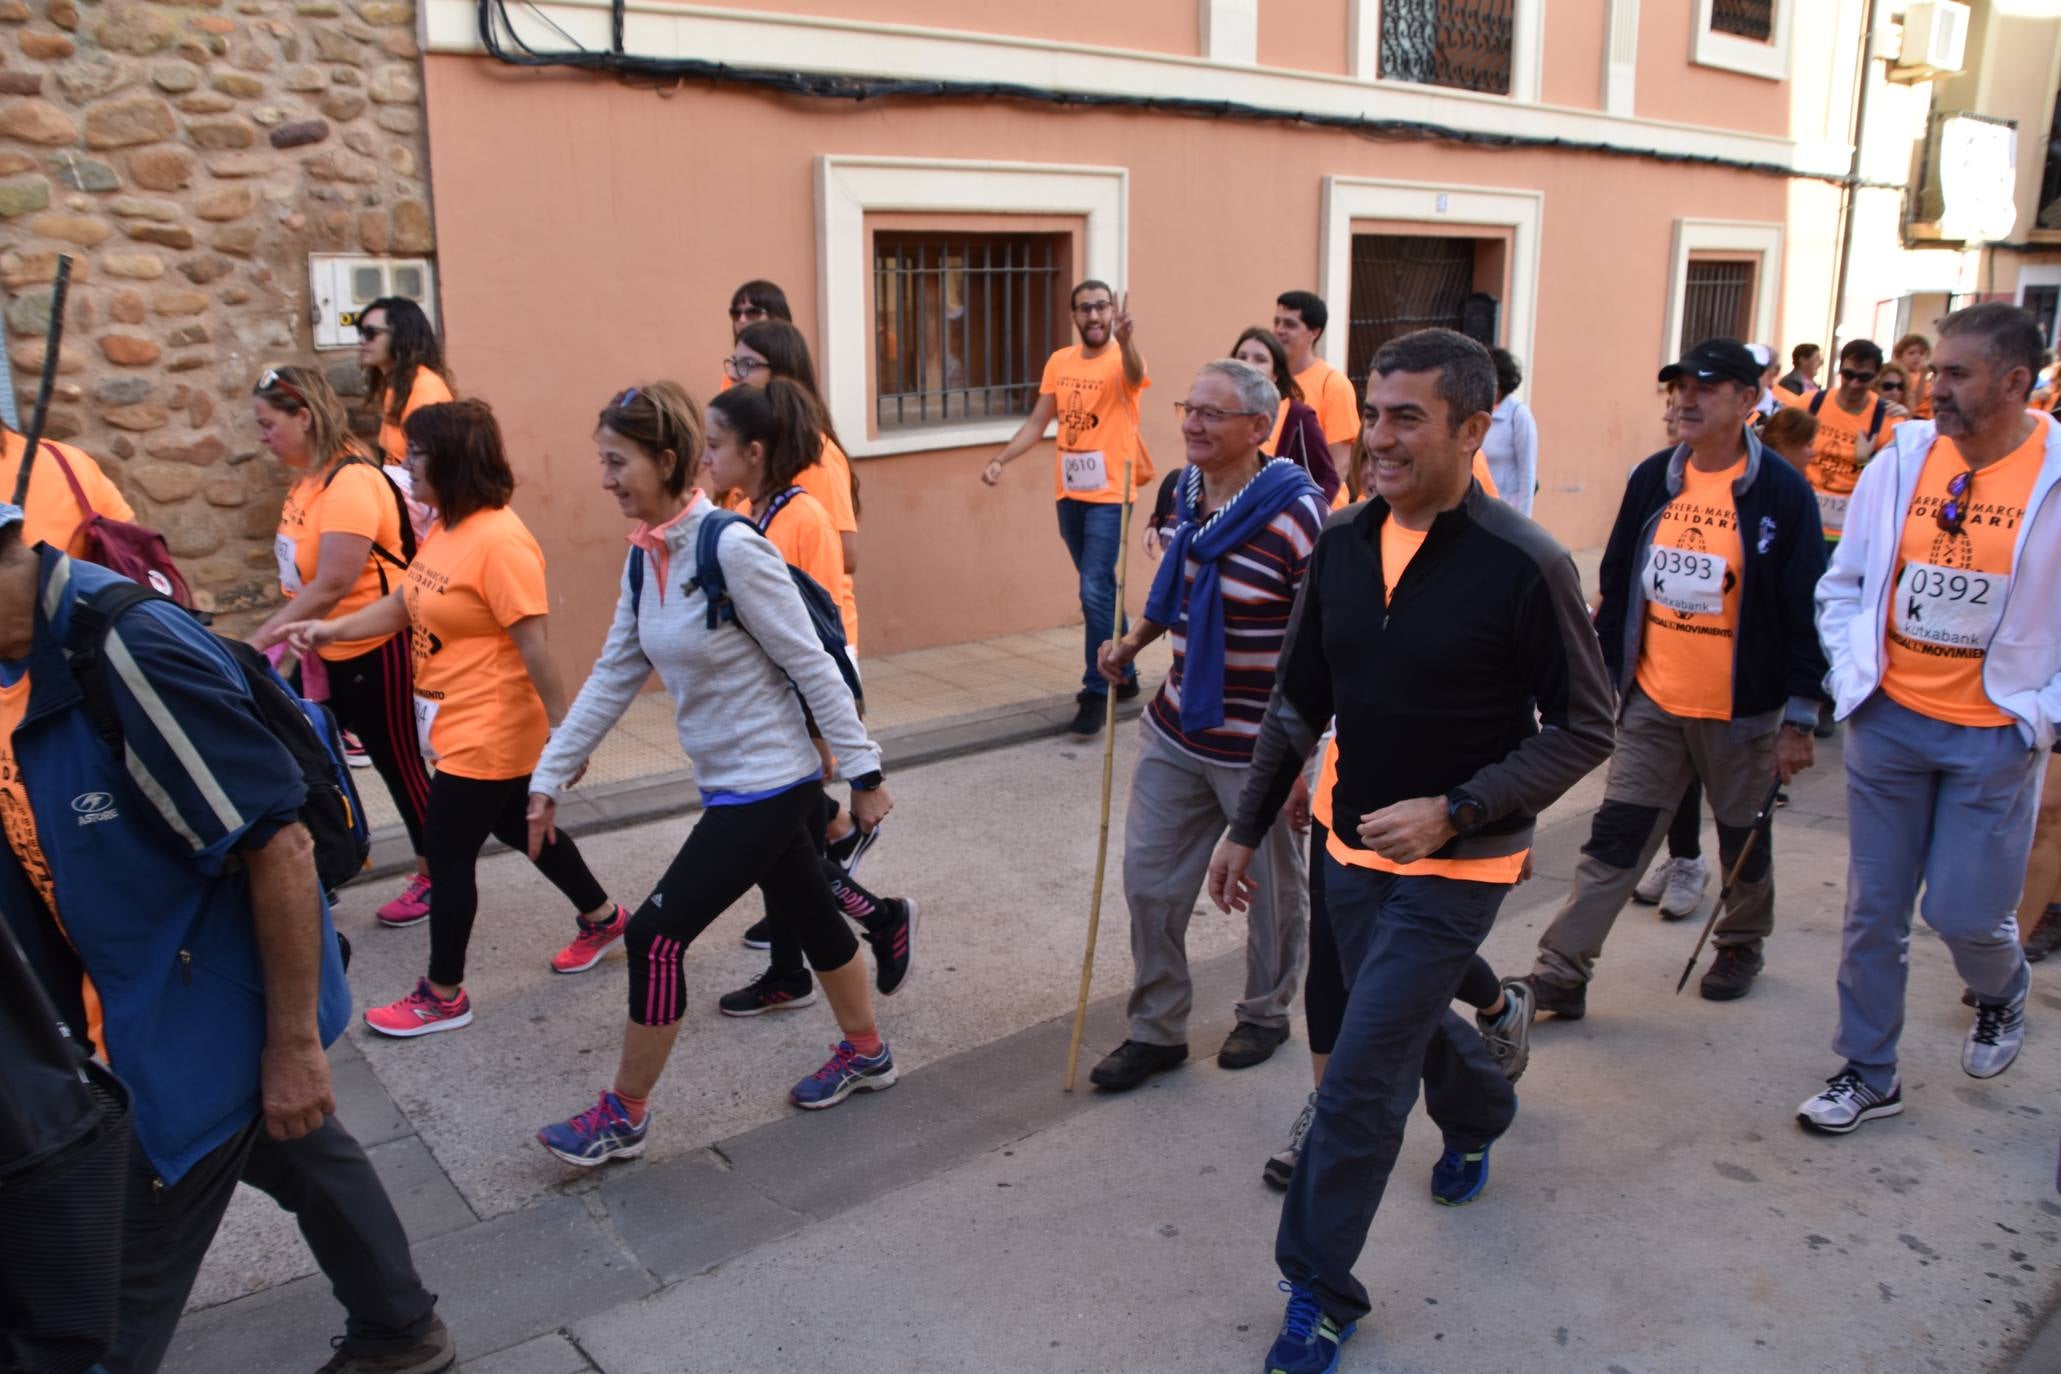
{"left": 1710, "top": 0, "right": 1774, "bottom": 42}
{"left": 2025, "top": 285, "right": 2061, "bottom": 350}
{"left": 1380, "top": 0, "right": 1514, "bottom": 96}
{"left": 1679, "top": 260, "right": 1754, "bottom": 355}
{"left": 874, "top": 232, "right": 1060, "bottom": 431}
{"left": 1345, "top": 235, "right": 1479, "bottom": 399}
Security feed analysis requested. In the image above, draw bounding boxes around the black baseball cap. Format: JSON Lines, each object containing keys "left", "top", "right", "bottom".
{"left": 1657, "top": 338, "right": 1761, "bottom": 388}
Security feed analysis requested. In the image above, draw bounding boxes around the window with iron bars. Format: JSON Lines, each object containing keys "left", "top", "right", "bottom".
{"left": 1680, "top": 259, "right": 1756, "bottom": 355}
{"left": 1346, "top": 235, "right": 1483, "bottom": 398}
{"left": 1710, "top": 0, "right": 1774, "bottom": 42}
{"left": 873, "top": 232, "right": 1067, "bottom": 432}
{"left": 1380, "top": 0, "right": 1514, "bottom": 96}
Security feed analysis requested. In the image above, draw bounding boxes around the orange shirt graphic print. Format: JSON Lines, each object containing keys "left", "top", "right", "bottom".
{"left": 1040, "top": 345, "right": 1150, "bottom": 503}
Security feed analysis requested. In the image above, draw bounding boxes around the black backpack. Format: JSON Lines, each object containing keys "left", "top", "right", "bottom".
{"left": 65, "top": 582, "right": 372, "bottom": 893}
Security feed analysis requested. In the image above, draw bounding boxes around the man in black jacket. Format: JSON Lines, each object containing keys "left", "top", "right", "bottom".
{"left": 1525, "top": 338, "right": 1826, "bottom": 1016}
{"left": 1209, "top": 330, "right": 1614, "bottom": 1374}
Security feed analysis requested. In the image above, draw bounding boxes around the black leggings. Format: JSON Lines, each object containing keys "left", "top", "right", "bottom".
{"left": 322, "top": 634, "right": 432, "bottom": 858}
{"left": 424, "top": 772, "right": 608, "bottom": 986}
{"left": 769, "top": 789, "right": 888, "bottom": 977}
{"left": 627, "top": 782, "right": 862, "bottom": 1026}
{"left": 1667, "top": 779, "right": 1703, "bottom": 861}
{"left": 1303, "top": 821, "right": 1502, "bottom": 1057}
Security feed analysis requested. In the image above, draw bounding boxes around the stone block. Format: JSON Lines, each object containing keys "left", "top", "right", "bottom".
{"left": 202, "top": 473, "right": 247, "bottom": 506}
{"left": 0, "top": 247, "right": 83, "bottom": 288}
{"left": 202, "top": 152, "right": 264, "bottom": 177}
{"left": 0, "top": 176, "right": 51, "bottom": 217}
{"left": 124, "top": 221, "right": 193, "bottom": 248}
{"left": 177, "top": 254, "right": 229, "bottom": 284}
{"left": 152, "top": 288, "right": 206, "bottom": 314}
{"left": 40, "top": 410, "right": 82, "bottom": 440}
{"left": 390, "top": 196, "right": 428, "bottom": 252}
{"left": 0, "top": 0, "right": 28, "bottom": 17}
{"left": 310, "top": 26, "right": 359, "bottom": 64}
{"left": 366, "top": 62, "right": 415, "bottom": 104}
{"left": 149, "top": 62, "right": 199, "bottom": 92}
{"left": 146, "top": 432, "right": 224, "bottom": 463}
{"left": 84, "top": 95, "right": 175, "bottom": 149}
{"left": 95, "top": 375, "right": 154, "bottom": 405}
{"left": 128, "top": 145, "right": 193, "bottom": 189}
{"left": 47, "top": 0, "right": 76, "bottom": 31}
{"left": 384, "top": 143, "right": 413, "bottom": 178}
{"left": 96, "top": 5, "right": 180, "bottom": 54}
{"left": 355, "top": 207, "right": 385, "bottom": 252}
{"left": 19, "top": 29, "right": 73, "bottom": 58}
{"left": 353, "top": 0, "right": 409, "bottom": 23}
{"left": 0, "top": 98, "right": 79, "bottom": 145}
{"left": 157, "top": 506, "right": 225, "bottom": 557}
{"left": 267, "top": 116, "right": 326, "bottom": 147}
{"left": 186, "top": 118, "right": 254, "bottom": 149}
{"left": 0, "top": 73, "right": 44, "bottom": 96}
{"left": 98, "top": 333, "right": 160, "bottom": 365}
{"left": 193, "top": 185, "right": 252, "bottom": 219}
{"left": 210, "top": 71, "right": 265, "bottom": 98}
{"left": 340, "top": 126, "right": 372, "bottom": 155}
{"left": 230, "top": 40, "right": 273, "bottom": 72}
{"left": 165, "top": 353, "right": 206, "bottom": 373}
{"left": 379, "top": 29, "right": 415, "bottom": 58}
{"left": 28, "top": 211, "right": 111, "bottom": 244}
{"left": 249, "top": 103, "right": 295, "bottom": 127}
{"left": 4, "top": 287, "right": 55, "bottom": 336}
{"left": 186, "top": 388, "right": 212, "bottom": 423}
{"left": 315, "top": 90, "right": 363, "bottom": 121}
{"left": 0, "top": 154, "right": 32, "bottom": 175}
{"left": 103, "top": 252, "right": 164, "bottom": 278}
{"left": 282, "top": 63, "right": 326, "bottom": 91}
{"left": 7, "top": 337, "right": 86, "bottom": 374}
{"left": 102, "top": 402, "right": 169, "bottom": 430}
{"left": 210, "top": 223, "right": 256, "bottom": 255}
{"left": 48, "top": 155, "right": 118, "bottom": 191}
{"left": 109, "top": 193, "right": 179, "bottom": 219}
{"left": 175, "top": 91, "right": 236, "bottom": 114}
{"left": 55, "top": 53, "right": 135, "bottom": 104}
{"left": 305, "top": 148, "right": 373, "bottom": 182}
{"left": 109, "top": 288, "right": 145, "bottom": 322}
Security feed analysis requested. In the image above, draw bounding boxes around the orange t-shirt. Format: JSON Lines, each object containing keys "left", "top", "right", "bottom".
{"left": 1881, "top": 421, "right": 2047, "bottom": 728}
{"left": 0, "top": 669, "right": 102, "bottom": 1050}
{"left": 404, "top": 506, "right": 552, "bottom": 779}
{"left": 1805, "top": 391, "right": 1900, "bottom": 538}
{"left": 1330, "top": 450, "right": 1497, "bottom": 512}
{"left": 277, "top": 458, "right": 408, "bottom": 662}
{"left": 760, "top": 487, "right": 859, "bottom": 653}
{"left": 0, "top": 430, "right": 135, "bottom": 559}
{"left": 376, "top": 369, "right": 454, "bottom": 467}
{"left": 1634, "top": 458, "right": 1745, "bottom": 721}
{"left": 1279, "top": 359, "right": 1359, "bottom": 452}
{"left": 1321, "top": 517, "right": 1527, "bottom": 884}
{"left": 1040, "top": 345, "right": 1152, "bottom": 503}
{"left": 800, "top": 434, "right": 859, "bottom": 536}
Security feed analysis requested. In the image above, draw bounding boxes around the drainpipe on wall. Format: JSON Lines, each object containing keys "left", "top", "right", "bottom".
{"left": 1831, "top": 0, "right": 1883, "bottom": 348}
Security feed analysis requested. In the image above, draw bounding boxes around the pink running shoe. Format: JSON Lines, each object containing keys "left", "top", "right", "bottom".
{"left": 364, "top": 978, "right": 473, "bottom": 1038}
{"left": 550, "top": 905, "right": 630, "bottom": 975}
{"left": 376, "top": 873, "right": 433, "bottom": 928}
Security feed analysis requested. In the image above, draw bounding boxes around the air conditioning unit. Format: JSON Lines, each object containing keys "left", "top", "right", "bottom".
{"left": 1893, "top": 1, "right": 1970, "bottom": 80}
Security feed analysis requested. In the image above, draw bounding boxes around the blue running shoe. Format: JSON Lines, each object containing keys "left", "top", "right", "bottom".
{"left": 1431, "top": 1143, "right": 1491, "bottom": 1206}
{"left": 1263, "top": 1281, "right": 1355, "bottom": 1374}
{"left": 536, "top": 1090, "right": 648, "bottom": 1167}
{"left": 791, "top": 1040, "right": 897, "bottom": 1109}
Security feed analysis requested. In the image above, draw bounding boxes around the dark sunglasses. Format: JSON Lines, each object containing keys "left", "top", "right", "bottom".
{"left": 1841, "top": 368, "right": 1876, "bottom": 385}
{"left": 357, "top": 323, "right": 387, "bottom": 342}
{"left": 1876, "top": 380, "right": 1905, "bottom": 393}
{"left": 1936, "top": 468, "right": 1974, "bottom": 536}
{"left": 728, "top": 305, "right": 768, "bottom": 321}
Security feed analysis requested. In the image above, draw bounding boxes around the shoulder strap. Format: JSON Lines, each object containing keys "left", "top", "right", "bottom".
{"left": 1807, "top": 390, "right": 1826, "bottom": 416}
{"left": 753, "top": 486, "right": 807, "bottom": 535}
{"left": 65, "top": 581, "right": 168, "bottom": 753}
{"left": 42, "top": 443, "right": 94, "bottom": 517}
{"left": 627, "top": 546, "right": 644, "bottom": 617}
{"left": 692, "top": 510, "right": 749, "bottom": 630}
{"left": 1867, "top": 399, "right": 1886, "bottom": 441}
{"left": 321, "top": 455, "right": 416, "bottom": 572}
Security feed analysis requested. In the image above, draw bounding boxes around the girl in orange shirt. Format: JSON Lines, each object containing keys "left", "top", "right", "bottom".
{"left": 360, "top": 296, "right": 452, "bottom": 539}
{"left": 246, "top": 365, "right": 434, "bottom": 926}
{"left": 293, "top": 400, "right": 624, "bottom": 1037}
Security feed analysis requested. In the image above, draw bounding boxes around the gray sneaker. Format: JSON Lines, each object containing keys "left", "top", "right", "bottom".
{"left": 1964, "top": 991, "right": 2027, "bottom": 1079}
{"left": 1476, "top": 978, "right": 1534, "bottom": 1083}
{"left": 1797, "top": 1070, "right": 1902, "bottom": 1134}
{"left": 1658, "top": 855, "right": 1710, "bottom": 921}
{"left": 1263, "top": 1091, "right": 1316, "bottom": 1190}
{"left": 1631, "top": 855, "right": 1671, "bottom": 905}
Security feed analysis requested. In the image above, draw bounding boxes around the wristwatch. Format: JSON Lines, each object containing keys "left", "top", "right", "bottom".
{"left": 850, "top": 771, "right": 885, "bottom": 792}
{"left": 1446, "top": 792, "right": 1487, "bottom": 837}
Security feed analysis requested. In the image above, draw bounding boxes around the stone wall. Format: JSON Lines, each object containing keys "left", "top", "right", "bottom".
{"left": 0, "top": 0, "right": 433, "bottom": 622}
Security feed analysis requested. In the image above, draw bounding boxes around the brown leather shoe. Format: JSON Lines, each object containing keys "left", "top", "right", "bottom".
{"left": 1700, "top": 945, "right": 1765, "bottom": 1001}
{"left": 1217, "top": 1020, "right": 1290, "bottom": 1070}
{"left": 1087, "top": 1039, "right": 1187, "bottom": 1090}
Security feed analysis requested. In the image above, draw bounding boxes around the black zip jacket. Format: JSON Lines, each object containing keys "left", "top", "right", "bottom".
{"left": 1230, "top": 482, "right": 1615, "bottom": 860}
{"left": 1596, "top": 428, "right": 1828, "bottom": 733}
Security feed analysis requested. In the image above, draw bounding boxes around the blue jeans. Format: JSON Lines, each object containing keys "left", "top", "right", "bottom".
{"left": 1055, "top": 499, "right": 1134, "bottom": 697}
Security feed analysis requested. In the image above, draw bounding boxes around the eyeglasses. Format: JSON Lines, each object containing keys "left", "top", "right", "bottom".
{"left": 357, "top": 324, "right": 387, "bottom": 342}
{"left": 728, "top": 305, "right": 768, "bottom": 321}
{"left": 723, "top": 355, "right": 768, "bottom": 381}
{"left": 1840, "top": 368, "right": 1876, "bottom": 385}
{"left": 1936, "top": 468, "right": 1974, "bottom": 536}
{"left": 255, "top": 367, "right": 308, "bottom": 407}
{"left": 1174, "top": 402, "right": 1262, "bottom": 424}
{"left": 1075, "top": 302, "right": 1115, "bottom": 316}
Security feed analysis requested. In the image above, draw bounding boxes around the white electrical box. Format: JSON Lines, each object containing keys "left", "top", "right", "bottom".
{"left": 1897, "top": 2, "right": 1970, "bottom": 78}
{"left": 310, "top": 255, "right": 437, "bottom": 350}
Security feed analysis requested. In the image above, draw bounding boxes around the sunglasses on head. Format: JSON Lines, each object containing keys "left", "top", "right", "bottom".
{"left": 610, "top": 386, "right": 641, "bottom": 409}
{"left": 1937, "top": 468, "right": 1974, "bottom": 536}
{"left": 1841, "top": 368, "right": 1876, "bottom": 385}
{"left": 256, "top": 367, "right": 308, "bottom": 406}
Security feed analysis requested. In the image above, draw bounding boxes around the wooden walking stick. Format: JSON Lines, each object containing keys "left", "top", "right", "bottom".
{"left": 1063, "top": 449, "right": 1139, "bottom": 1092}
{"left": 11, "top": 254, "right": 73, "bottom": 508}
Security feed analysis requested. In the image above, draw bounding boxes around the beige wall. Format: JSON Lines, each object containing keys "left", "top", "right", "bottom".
{"left": 1539, "top": 0, "right": 1607, "bottom": 111}
{"left": 1257, "top": 0, "right": 1350, "bottom": 77}
{"left": 1636, "top": 3, "right": 1791, "bottom": 137}
{"left": 424, "top": 52, "right": 1793, "bottom": 682}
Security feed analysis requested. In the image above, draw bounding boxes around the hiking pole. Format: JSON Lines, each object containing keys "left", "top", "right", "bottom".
{"left": 1674, "top": 772, "right": 1785, "bottom": 994}
{"left": 11, "top": 254, "right": 73, "bottom": 508}
{"left": 1064, "top": 451, "right": 1139, "bottom": 1092}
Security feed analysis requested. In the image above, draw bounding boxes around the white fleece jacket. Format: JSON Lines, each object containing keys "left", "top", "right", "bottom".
{"left": 530, "top": 500, "right": 879, "bottom": 799}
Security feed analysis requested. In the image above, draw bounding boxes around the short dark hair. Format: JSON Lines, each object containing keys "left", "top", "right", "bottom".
{"left": 730, "top": 280, "right": 792, "bottom": 323}
{"left": 1070, "top": 279, "right": 1113, "bottom": 308}
{"left": 1489, "top": 346, "right": 1523, "bottom": 401}
{"left": 1371, "top": 328, "right": 1497, "bottom": 433}
{"left": 1791, "top": 342, "right": 1821, "bottom": 365}
{"left": 1838, "top": 338, "right": 1884, "bottom": 371}
{"left": 1276, "top": 290, "right": 1328, "bottom": 339}
{"left": 403, "top": 398, "right": 515, "bottom": 526}
{"left": 1760, "top": 405, "right": 1818, "bottom": 455}
{"left": 1938, "top": 302, "right": 2045, "bottom": 401}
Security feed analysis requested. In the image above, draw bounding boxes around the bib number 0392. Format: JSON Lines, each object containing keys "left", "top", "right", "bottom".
{"left": 1892, "top": 560, "right": 2005, "bottom": 650}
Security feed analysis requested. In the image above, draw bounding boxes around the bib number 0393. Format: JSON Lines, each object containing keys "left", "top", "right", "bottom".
{"left": 1641, "top": 545, "right": 1726, "bottom": 617}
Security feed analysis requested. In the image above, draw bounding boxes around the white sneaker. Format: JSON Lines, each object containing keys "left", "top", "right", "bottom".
{"left": 1964, "top": 991, "right": 2027, "bottom": 1079}
{"left": 1263, "top": 1092, "right": 1316, "bottom": 1190}
{"left": 1659, "top": 855, "right": 1710, "bottom": 920}
{"left": 1797, "top": 1070, "right": 1903, "bottom": 1134}
{"left": 1632, "top": 855, "right": 1672, "bottom": 905}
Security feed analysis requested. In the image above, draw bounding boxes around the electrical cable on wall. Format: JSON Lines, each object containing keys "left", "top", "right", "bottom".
{"left": 475, "top": 0, "right": 1898, "bottom": 192}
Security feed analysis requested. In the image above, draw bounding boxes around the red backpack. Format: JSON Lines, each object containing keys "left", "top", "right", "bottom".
{"left": 43, "top": 443, "right": 193, "bottom": 607}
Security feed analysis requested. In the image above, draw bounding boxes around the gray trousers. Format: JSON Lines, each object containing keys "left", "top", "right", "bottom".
{"left": 1837, "top": 693, "right": 2038, "bottom": 1092}
{"left": 1276, "top": 861, "right": 1515, "bottom": 1325}
{"left": 1534, "top": 686, "right": 1778, "bottom": 987}
{"left": 1124, "top": 723, "right": 1308, "bottom": 1045}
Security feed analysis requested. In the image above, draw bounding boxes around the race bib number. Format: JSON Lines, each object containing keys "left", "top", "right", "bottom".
{"left": 1815, "top": 488, "right": 1849, "bottom": 533}
{"left": 412, "top": 693, "right": 441, "bottom": 762}
{"left": 1641, "top": 544, "right": 1727, "bottom": 617}
{"left": 1061, "top": 449, "right": 1108, "bottom": 493}
{"left": 274, "top": 533, "right": 303, "bottom": 596}
{"left": 1893, "top": 561, "right": 2006, "bottom": 650}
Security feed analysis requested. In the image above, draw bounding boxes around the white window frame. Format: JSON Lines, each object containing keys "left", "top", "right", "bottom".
{"left": 815, "top": 155, "right": 1128, "bottom": 459}
{"left": 2015, "top": 265, "right": 2061, "bottom": 348}
{"left": 1317, "top": 177, "right": 1543, "bottom": 381}
{"left": 1663, "top": 219, "right": 1784, "bottom": 370}
{"left": 1691, "top": 0, "right": 1792, "bottom": 82}
{"left": 1349, "top": 0, "right": 1544, "bottom": 104}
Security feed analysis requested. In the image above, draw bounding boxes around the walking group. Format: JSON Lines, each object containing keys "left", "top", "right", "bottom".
{"left": 2, "top": 272, "right": 2057, "bottom": 1374}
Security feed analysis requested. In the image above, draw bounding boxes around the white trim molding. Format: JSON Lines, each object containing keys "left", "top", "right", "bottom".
{"left": 1604, "top": 0, "right": 1639, "bottom": 117}
{"left": 1348, "top": 0, "right": 1543, "bottom": 104}
{"left": 1316, "top": 177, "right": 1543, "bottom": 377}
{"left": 1200, "top": 0, "right": 1258, "bottom": 66}
{"left": 428, "top": 1, "right": 1844, "bottom": 177}
{"left": 1691, "top": 0, "right": 1793, "bottom": 82}
{"left": 814, "top": 156, "right": 1127, "bottom": 459}
{"left": 1662, "top": 218, "right": 1784, "bottom": 370}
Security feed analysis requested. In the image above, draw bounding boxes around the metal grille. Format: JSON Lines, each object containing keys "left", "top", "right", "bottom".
{"left": 1345, "top": 235, "right": 1478, "bottom": 398}
{"left": 1679, "top": 260, "right": 1754, "bottom": 354}
{"left": 1380, "top": 0, "right": 1514, "bottom": 96}
{"left": 873, "top": 233, "right": 1063, "bottom": 430}
{"left": 1710, "top": 0, "right": 1773, "bottom": 41}
{"left": 2026, "top": 286, "right": 2060, "bottom": 348}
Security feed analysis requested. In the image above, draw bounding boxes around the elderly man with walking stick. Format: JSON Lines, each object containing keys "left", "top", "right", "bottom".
{"left": 1080, "top": 358, "right": 1328, "bottom": 1091}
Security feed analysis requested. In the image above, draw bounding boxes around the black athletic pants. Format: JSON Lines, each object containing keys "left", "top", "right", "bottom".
{"left": 322, "top": 634, "right": 432, "bottom": 858}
